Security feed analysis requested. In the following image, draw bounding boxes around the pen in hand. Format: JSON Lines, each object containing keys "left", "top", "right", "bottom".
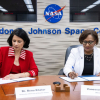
{"left": 69, "top": 66, "right": 78, "bottom": 79}
{"left": 69, "top": 72, "right": 78, "bottom": 79}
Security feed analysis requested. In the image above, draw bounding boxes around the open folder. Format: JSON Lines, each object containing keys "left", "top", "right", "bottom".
{"left": 0, "top": 77, "right": 36, "bottom": 84}
{"left": 60, "top": 75, "right": 100, "bottom": 82}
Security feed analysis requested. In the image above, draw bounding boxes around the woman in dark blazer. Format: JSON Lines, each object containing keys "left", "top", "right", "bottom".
{"left": 0, "top": 28, "right": 38, "bottom": 79}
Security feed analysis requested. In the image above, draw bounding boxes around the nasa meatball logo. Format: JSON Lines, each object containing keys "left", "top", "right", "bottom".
{"left": 44, "top": 4, "right": 65, "bottom": 23}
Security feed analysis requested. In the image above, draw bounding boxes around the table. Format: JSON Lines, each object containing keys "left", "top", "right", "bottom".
{"left": 0, "top": 75, "right": 100, "bottom": 100}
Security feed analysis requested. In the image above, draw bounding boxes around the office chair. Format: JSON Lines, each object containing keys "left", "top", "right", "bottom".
{"left": 58, "top": 45, "right": 81, "bottom": 75}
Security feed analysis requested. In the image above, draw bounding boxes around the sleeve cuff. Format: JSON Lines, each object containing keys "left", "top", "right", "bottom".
{"left": 28, "top": 70, "right": 36, "bottom": 77}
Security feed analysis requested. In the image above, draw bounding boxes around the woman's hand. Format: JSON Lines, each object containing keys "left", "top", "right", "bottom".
{"left": 96, "top": 72, "right": 100, "bottom": 76}
{"left": 68, "top": 72, "right": 78, "bottom": 79}
{"left": 2, "top": 74, "right": 20, "bottom": 80}
{"left": 2, "top": 72, "right": 30, "bottom": 80}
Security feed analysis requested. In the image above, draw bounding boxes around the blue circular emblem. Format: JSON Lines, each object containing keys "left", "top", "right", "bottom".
{"left": 44, "top": 4, "right": 63, "bottom": 23}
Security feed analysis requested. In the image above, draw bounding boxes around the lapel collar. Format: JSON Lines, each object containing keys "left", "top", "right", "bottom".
{"left": 78, "top": 45, "right": 84, "bottom": 76}
{"left": 79, "top": 45, "right": 84, "bottom": 59}
{"left": 19, "top": 49, "right": 26, "bottom": 60}
{"left": 93, "top": 46, "right": 98, "bottom": 57}
{"left": 8, "top": 47, "right": 26, "bottom": 60}
{"left": 93, "top": 46, "right": 99, "bottom": 74}
{"left": 8, "top": 47, "right": 14, "bottom": 56}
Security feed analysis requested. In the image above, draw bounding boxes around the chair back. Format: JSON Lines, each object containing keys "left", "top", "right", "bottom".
{"left": 58, "top": 45, "right": 81, "bottom": 75}
{"left": 64, "top": 45, "right": 81, "bottom": 65}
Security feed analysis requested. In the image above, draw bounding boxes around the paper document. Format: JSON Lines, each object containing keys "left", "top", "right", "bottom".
{"left": 13, "top": 77, "right": 36, "bottom": 82}
{"left": 60, "top": 75, "right": 100, "bottom": 82}
{"left": 0, "top": 77, "right": 35, "bottom": 84}
{"left": 82, "top": 77, "right": 100, "bottom": 81}
{"left": 60, "top": 77, "right": 87, "bottom": 82}
{"left": 0, "top": 78, "right": 15, "bottom": 84}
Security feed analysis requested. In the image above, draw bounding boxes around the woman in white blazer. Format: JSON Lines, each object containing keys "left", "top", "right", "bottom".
{"left": 63, "top": 30, "right": 100, "bottom": 79}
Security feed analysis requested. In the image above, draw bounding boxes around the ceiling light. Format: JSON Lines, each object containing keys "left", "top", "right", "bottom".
{"left": 28, "top": 9, "right": 34, "bottom": 12}
{"left": 24, "top": 0, "right": 32, "bottom": 4}
{"left": 93, "top": 0, "right": 100, "bottom": 5}
{"left": 87, "top": 5, "right": 96, "bottom": 9}
{"left": 26, "top": 5, "right": 33, "bottom": 8}
{"left": 0, "top": 6, "right": 3, "bottom": 9}
{"left": 0, "top": 9, "right": 8, "bottom": 12}
{"left": 81, "top": 9, "right": 89, "bottom": 12}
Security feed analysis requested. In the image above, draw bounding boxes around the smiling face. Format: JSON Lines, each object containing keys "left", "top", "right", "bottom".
{"left": 12, "top": 35, "right": 25, "bottom": 52}
{"left": 83, "top": 35, "right": 96, "bottom": 54}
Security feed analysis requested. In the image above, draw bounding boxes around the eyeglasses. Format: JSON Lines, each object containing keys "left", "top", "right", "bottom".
{"left": 83, "top": 41, "right": 94, "bottom": 45}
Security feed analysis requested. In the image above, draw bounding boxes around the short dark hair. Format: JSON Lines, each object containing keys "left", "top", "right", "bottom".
{"left": 7, "top": 28, "right": 30, "bottom": 48}
{"left": 79, "top": 30, "right": 98, "bottom": 45}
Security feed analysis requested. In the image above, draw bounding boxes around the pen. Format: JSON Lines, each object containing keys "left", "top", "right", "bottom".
{"left": 72, "top": 66, "right": 78, "bottom": 78}
{"left": 72, "top": 66, "right": 75, "bottom": 72}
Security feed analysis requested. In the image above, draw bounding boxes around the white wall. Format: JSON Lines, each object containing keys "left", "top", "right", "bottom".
{"left": 0, "top": 0, "right": 100, "bottom": 75}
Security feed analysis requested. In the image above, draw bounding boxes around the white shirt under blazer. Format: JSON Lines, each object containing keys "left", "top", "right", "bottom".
{"left": 63, "top": 45, "right": 100, "bottom": 76}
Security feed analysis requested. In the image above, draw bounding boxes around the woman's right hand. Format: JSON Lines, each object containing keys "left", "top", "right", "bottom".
{"left": 68, "top": 72, "right": 78, "bottom": 79}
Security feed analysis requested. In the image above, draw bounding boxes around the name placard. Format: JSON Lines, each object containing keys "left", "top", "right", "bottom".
{"left": 81, "top": 85, "right": 100, "bottom": 96}
{"left": 15, "top": 85, "right": 52, "bottom": 98}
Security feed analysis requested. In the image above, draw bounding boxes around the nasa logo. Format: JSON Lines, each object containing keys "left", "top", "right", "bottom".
{"left": 44, "top": 4, "right": 64, "bottom": 23}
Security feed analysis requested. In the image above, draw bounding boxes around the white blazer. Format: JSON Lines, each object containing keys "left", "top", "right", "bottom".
{"left": 63, "top": 45, "right": 100, "bottom": 76}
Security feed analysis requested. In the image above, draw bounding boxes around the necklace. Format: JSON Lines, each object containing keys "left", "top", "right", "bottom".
{"left": 84, "top": 53, "right": 93, "bottom": 61}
